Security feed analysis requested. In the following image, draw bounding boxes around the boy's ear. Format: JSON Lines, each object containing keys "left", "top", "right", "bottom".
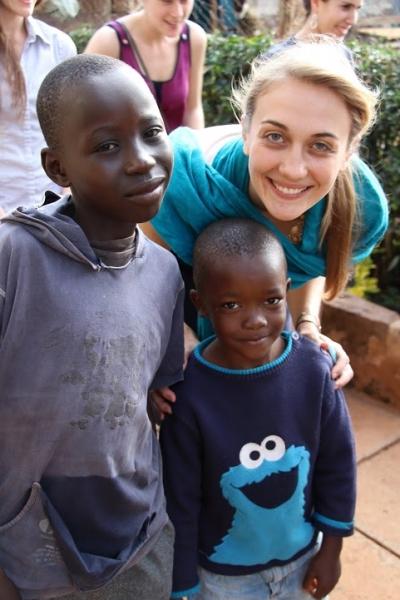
{"left": 41, "top": 148, "right": 71, "bottom": 187}
{"left": 190, "top": 288, "right": 208, "bottom": 316}
{"left": 286, "top": 277, "right": 291, "bottom": 291}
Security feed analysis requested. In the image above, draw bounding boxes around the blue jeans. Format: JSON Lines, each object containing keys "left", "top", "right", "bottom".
{"left": 196, "top": 545, "right": 323, "bottom": 600}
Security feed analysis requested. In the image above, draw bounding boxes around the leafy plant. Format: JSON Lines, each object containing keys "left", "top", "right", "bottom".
{"left": 44, "top": 0, "right": 80, "bottom": 18}
{"left": 69, "top": 25, "right": 94, "bottom": 53}
{"left": 203, "top": 33, "right": 273, "bottom": 126}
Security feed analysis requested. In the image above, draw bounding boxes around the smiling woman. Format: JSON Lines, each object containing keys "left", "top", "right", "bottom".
{"left": 141, "top": 39, "right": 388, "bottom": 390}
{"left": 85, "top": 0, "right": 207, "bottom": 132}
{"left": 301, "top": 0, "right": 363, "bottom": 40}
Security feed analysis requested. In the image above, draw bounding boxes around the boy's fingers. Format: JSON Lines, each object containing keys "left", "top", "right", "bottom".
{"left": 303, "top": 573, "right": 318, "bottom": 595}
{"left": 157, "top": 386, "right": 176, "bottom": 403}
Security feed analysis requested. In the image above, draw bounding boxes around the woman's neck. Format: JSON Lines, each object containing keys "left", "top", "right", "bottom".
{"left": 295, "top": 17, "right": 321, "bottom": 39}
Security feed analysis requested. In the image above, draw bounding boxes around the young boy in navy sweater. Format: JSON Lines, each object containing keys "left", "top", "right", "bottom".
{"left": 0, "top": 54, "right": 183, "bottom": 599}
{"left": 160, "top": 218, "right": 356, "bottom": 600}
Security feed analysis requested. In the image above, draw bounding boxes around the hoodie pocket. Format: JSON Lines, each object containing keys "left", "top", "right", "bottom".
{"left": 0, "top": 482, "right": 74, "bottom": 598}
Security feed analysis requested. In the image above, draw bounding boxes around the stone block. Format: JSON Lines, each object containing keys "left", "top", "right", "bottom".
{"left": 322, "top": 293, "right": 400, "bottom": 409}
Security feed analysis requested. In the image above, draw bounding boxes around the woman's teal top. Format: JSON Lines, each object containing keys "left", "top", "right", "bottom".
{"left": 152, "top": 127, "right": 389, "bottom": 289}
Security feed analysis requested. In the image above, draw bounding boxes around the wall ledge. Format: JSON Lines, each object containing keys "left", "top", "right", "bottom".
{"left": 322, "top": 293, "right": 400, "bottom": 409}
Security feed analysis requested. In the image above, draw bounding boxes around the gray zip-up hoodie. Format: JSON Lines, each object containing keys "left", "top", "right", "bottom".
{"left": 0, "top": 197, "right": 184, "bottom": 599}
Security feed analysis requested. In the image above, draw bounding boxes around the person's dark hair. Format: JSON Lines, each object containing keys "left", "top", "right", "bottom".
{"left": 303, "top": 0, "right": 311, "bottom": 15}
{"left": 193, "top": 218, "right": 287, "bottom": 289}
{"left": 36, "top": 53, "right": 125, "bottom": 149}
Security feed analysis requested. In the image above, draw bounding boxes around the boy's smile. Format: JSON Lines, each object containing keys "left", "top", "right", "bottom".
{"left": 45, "top": 67, "right": 172, "bottom": 240}
{"left": 192, "top": 252, "right": 289, "bottom": 370}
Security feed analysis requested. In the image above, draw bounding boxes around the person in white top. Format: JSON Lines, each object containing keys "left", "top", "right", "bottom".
{"left": 0, "top": 0, "right": 76, "bottom": 217}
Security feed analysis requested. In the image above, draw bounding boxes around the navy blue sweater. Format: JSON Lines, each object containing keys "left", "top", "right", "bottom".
{"left": 160, "top": 332, "right": 356, "bottom": 598}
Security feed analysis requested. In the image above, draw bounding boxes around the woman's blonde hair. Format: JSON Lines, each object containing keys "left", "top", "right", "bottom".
{"left": 232, "top": 38, "right": 378, "bottom": 299}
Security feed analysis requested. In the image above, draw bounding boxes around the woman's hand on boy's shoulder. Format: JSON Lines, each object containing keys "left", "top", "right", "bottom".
{"left": 297, "top": 322, "right": 353, "bottom": 389}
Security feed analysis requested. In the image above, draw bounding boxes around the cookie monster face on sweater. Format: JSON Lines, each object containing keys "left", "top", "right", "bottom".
{"left": 210, "top": 435, "right": 314, "bottom": 566}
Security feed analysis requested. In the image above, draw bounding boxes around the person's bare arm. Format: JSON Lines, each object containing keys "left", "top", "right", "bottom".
{"left": 287, "top": 276, "right": 326, "bottom": 329}
{"left": 303, "top": 535, "right": 342, "bottom": 599}
{"left": 182, "top": 22, "right": 207, "bottom": 129}
{"left": 287, "top": 277, "right": 353, "bottom": 388}
{"left": 84, "top": 26, "right": 120, "bottom": 58}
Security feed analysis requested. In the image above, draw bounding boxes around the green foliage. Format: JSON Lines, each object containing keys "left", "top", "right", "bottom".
{"left": 69, "top": 25, "right": 94, "bottom": 53}
{"left": 349, "top": 40, "right": 400, "bottom": 309}
{"left": 203, "top": 33, "right": 273, "bottom": 126}
{"left": 348, "top": 258, "right": 379, "bottom": 298}
{"left": 44, "top": 0, "right": 79, "bottom": 19}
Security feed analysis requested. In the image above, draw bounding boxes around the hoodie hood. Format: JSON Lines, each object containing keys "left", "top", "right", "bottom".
{"left": 3, "top": 195, "right": 101, "bottom": 270}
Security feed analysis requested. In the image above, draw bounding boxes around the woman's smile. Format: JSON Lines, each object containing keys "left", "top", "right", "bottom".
{"left": 268, "top": 178, "right": 313, "bottom": 201}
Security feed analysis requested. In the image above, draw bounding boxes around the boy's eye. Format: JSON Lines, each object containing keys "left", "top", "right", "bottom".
{"left": 222, "top": 301, "right": 239, "bottom": 310}
{"left": 265, "top": 298, "right": 282, "bottom": 305}
{"left": 144, "top": 126, "right": 165, "bottom": 139}
{"left": 96, "top": 141, "right": 118, "bottom": 153}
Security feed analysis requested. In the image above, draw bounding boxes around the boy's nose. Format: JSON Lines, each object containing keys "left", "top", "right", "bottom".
{"left": 124, "top": 146, "right": 156, "bottom": 174}
{"left": 243, "top": 310, "right": 268, "bottom": 329}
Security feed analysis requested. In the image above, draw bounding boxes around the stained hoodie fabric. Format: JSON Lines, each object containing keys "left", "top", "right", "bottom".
{"left": 0, "top": 196, "right": 184, "bottom": 599}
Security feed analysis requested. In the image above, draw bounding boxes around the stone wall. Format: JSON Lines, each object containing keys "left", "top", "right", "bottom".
{"left": 322, "top": 294, "right": 400, "bottom": 409}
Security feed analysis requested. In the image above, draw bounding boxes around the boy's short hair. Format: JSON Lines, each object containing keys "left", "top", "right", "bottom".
{"left": 193, "top": 218, "right": 287, "bottom": 288}
{"left": 37, "top": 54, "right": 126, "bottom": 149}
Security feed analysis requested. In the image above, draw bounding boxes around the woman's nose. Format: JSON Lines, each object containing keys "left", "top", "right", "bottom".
{"left": 171, "top": 1, "right": 185, "bottom": 19}
{"left": 278, "top": 147, "right": 308, "bottom": 180}
{"left": 349, "top": 9, "right": 358, "bottom": 26}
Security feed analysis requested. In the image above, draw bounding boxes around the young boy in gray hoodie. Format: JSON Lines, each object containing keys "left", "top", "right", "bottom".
{"left": 0, "top": 54, "right": 183, "bottom": 600}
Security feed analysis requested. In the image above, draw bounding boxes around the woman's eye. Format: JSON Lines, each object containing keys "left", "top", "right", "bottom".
{"left": 312, "top": 141, "right": 332, "bottom": 153}
{"left": 265, "top": 132, "right": 284, "bottom": 144}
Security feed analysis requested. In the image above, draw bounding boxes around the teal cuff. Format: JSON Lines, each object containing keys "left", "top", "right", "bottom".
{"left": 314, "top": 511, "right": 353, "bottom": 530}
{"left": 171, "top": 582, "right": 201, "bottom": 598}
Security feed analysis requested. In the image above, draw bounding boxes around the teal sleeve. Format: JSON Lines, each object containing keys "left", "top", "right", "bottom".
{"left": 352, "top": 156, "right": 389, "bottom": 263}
